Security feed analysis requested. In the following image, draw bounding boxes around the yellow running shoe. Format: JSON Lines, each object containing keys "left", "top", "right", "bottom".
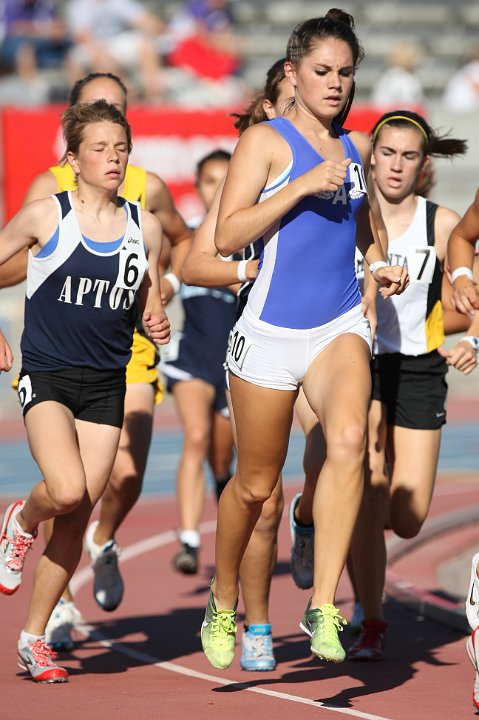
{"left": 300, "top": 602, "right": 346, "bottom": 663}
{"left": 201, "top": 582, "right": 237, "bottom": 669}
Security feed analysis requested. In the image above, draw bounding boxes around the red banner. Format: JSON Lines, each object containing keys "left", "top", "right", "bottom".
{"left": 0, "top": 105, "right": 394, "bottom": 224}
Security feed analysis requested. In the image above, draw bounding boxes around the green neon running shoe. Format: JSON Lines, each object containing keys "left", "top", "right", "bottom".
{"left": 300, "top": 602, "right": 347, "bottom": 663}
{"left": 201, "top": 583, "right": 237, "bottom": 669}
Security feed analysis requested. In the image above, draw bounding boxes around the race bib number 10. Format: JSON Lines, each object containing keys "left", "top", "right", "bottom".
{"left": 227, "top": 329, "right": 252, "bottom": 371}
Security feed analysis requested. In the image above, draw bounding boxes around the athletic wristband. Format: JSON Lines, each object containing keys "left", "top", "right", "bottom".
{"left": 369, "top": 260, "right": 388, "bottom": 276}
{"left": 451, "top": 266, "right": 474, "bottom": 283}
{"left": 461, "top": 336, "right": 479, "bottom": 351}
{"left": 237, "top": 259, "right": 248, "bottom": 283}
{"left": 163, "top": 272, "right": 181, "bottom": 294}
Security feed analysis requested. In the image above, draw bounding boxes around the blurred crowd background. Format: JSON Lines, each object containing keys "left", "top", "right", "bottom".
{"left": 0, "top": 0, "right": 478, "bottom": 110}
{"left": 1, "top": 0, "right": 479, "bottom": 413}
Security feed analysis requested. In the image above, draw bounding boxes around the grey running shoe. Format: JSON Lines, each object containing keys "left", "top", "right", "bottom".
{"left": 289, "top": 493, "right": 314, "bottom": 589}
{"left": 84, "top": 520, "right": 123, "bottom": 611}
{"left": 173, "top": 542, "right": 199, "bottom": 574}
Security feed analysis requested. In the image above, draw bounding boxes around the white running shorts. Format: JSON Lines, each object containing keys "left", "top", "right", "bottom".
{"left": 227, "top": 304, "right": 372, "bottom": 391}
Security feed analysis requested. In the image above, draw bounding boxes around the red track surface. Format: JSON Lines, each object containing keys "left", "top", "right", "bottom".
{"left": 1, "top": 476, "right": 478, "bottom": 720}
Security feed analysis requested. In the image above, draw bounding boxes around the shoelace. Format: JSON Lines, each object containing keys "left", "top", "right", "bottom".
{"left": 320, "top": 608, "right": 346, "bottom": 643}
{"left": 244, "top": 635, "right": 272, "bottom": 658}
{"left": 293, "top": 535, "right": 313, "bottom": 568}
{"left": 30, "top": 640, "right": 58, "bottom": 667}
{"left": 5, "top": 530, "right": 34, "bottom": 571}
{"left": 210, "top": 612, "right": 236, "bottom": 646}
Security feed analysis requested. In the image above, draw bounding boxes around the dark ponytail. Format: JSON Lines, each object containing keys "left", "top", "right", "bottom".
{"left": 371, "top": 110, "right": 467, "bottom": 158}
{"left": 231, "top": 58, "right": 287, "bottom": 134}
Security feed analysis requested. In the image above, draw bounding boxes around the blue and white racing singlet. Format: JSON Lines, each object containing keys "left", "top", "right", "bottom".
{"left": 247, "top": 117, "right": 367, "bottom": 330}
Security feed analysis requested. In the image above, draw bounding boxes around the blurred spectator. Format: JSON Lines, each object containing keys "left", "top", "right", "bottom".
{"left": 442, "top": 47, "right": 479, "bottom": 112}
{"left": 0, "top": 0, "right": 70, "bottom": 76}
{"left": 0, "top": 0, "right": 70, "bottom": 106}
{"left": 162, "top": 0, "right": 246, "bottom": 107}
{"left": 65, "top": 0, "right": 166, "bottom": 102}
{"left": 371, "top": 41, "right": 425, "bottom": 108}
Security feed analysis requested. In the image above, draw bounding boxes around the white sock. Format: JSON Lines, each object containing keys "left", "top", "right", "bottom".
{"left": 179, "top": 530, "right": 200, "bottom": 548}
{"left": 19, "top": 630, "right": 45, "bottom": 647}
{"left": 13, "top": 513, "right": 33, "bottom": 538}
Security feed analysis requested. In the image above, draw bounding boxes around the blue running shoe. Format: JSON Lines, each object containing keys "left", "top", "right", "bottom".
{"left": 240, "top": 624, "right": 276, "bottom": 671}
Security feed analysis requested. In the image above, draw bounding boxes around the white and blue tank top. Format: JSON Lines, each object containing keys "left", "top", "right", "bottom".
{"left": 21, "top": 191, "right": 149, "bottom": 372}
{"left": 246, "top": 117, "right": 368, "bottom": 330}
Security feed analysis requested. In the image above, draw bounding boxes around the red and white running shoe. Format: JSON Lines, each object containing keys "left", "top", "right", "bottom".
{"left": 18, "top": 638, "right": 68, "bottom": 683}
{"left": 466, "top": 553, "right": 479, "bottom": 631}
{"left": 347, "top": 619, "right": 388, "bottom": 661}
{"left": 466, "top": 627, "right": 479, "bottom": 710}
{"left": 0, "top": 500, "right": 35, "bottom": 595}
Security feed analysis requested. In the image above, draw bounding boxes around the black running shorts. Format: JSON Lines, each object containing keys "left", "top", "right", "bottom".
{"left": 17, "top": 367, "right": 126, "bottom": 428}
{"left": 371, "top": 350, "right": 448, "bottom": 430}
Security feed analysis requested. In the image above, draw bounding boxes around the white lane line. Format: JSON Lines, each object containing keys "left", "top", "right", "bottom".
{"left": 72, "top": 520, "right": 394, "bottom": 720}
{"left": 76, "top": 625, "right": 392, "bottom": 720}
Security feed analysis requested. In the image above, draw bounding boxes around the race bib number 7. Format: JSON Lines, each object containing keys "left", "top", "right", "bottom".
{"left": 407, "top": 246, "right": 436, "bottom": 284}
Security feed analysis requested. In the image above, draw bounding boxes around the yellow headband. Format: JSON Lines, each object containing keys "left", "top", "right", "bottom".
{"left": 372, "top": 115, "right": 428, "bottom": 144}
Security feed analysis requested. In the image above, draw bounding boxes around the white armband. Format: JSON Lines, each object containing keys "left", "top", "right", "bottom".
{"left": 369, "top": 260, "right": 388, "bottom": 276}
{"left": 237, "top": 259, "right": 248, "bottom": 283}
{"left": 451, "top": 266, "right": 474, "bottom": 283}
{"left": 461, "top": 336, "right": 479, "bottom": 351}
{"left": 163, "top": 272, "right": 181, "bottom": 294}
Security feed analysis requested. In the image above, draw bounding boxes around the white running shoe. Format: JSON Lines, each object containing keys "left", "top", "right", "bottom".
{"left": 45, "top": 599, "right": 81, "bottom": 651}
{"left": 0, "top": 500, "right": 35, "bottom": 595}
{"left": 466, "top": 552, "right": 479, "bottom": 631}
{"left": 84, "top": 521, "right": 124, "bottom": 612}
{"left": 466, "top": 627, "right": 479, "bottom": 710}
{"left": 289, "top": 493, "right": 314, "bottom": 590}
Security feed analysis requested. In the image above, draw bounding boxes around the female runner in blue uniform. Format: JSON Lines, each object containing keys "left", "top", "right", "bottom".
{"left": 200, "top": 10, "right": 408, "bottom": 670}
{"left": 184, "top": 59, "right": 293, "bottom": 671}
{"left": 0, "top": 100, "right": 170, "bottom": 683}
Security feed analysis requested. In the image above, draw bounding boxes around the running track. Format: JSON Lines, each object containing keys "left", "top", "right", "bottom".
{"left": 0, "top": 397, "right": 478, "bottom": 719}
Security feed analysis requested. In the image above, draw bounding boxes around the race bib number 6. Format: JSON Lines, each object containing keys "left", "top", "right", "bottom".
{"left": 227, "top": 329, "right": 252, "bottom": 371}
{"left": 116, "top": 248, "right": 144, "bottom": 291}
